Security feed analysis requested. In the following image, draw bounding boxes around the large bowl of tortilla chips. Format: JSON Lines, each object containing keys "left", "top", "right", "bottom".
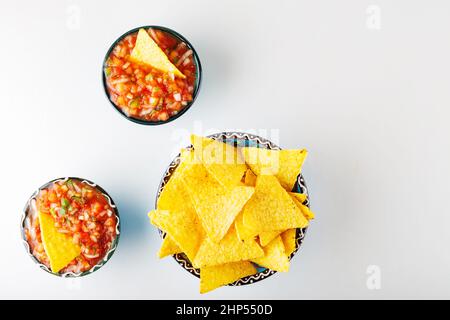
{"left": 149, "top": 132, "right": 314, "bottom": 293}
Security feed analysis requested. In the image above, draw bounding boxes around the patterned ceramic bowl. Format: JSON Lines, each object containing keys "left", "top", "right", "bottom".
{"left": 21, "top": 177, "right": 121, "bottom": 277}
{"left": 156, "top": 132, "right": 310, "bottom": 286}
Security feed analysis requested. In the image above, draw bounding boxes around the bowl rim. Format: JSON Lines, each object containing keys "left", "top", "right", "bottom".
{"left": 101, "top": 25, "right": 202, "bottom": 126}
{"left": 20, "top": 177, "right": 121, "bottom": 277}
{"left": 154, "top": 132, "right": 310, "bottom": 286}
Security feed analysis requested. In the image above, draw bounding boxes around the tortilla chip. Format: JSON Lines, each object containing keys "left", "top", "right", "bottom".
{"left": 149, "top": 209, "right": 203, "bottom": 267}
{"left": 259, "top": 230, "right": 282, "bottom": 247}
{"left": 288, "top": 192, "right": 314, "bottom": 220}
{"left": 243, "top": 169, "right": 257, "bottom": 186}
{"left": 158, "top": 150, "right": 195, "bottom": 211}
{"left": 179, "top": 148, "right": 196, "bottom": 163}
{"left": 252, "top": 236, "right": 290, "bottom": 272}
{"left": 191, "top": 135, "right": 247, "bottom": 189}
{"left": 242, "top": 147, "right": 307, "bottom": 191}
{"left": 131, "top": 28, "right": 185, "bottom": 78}
{"left": 280, "top": 228, "right": 297, "bottom": 256}
{"left": 38, "top": 212, "right": 81, "bottom": 273}
{"left": 200, "top": 261, "right": 257, "bottom": 293}
{"left": 193, "top": 227, "right": 263, "bottom": 267}
{"left": 182, "top": 163, "right": 255, "bottom": 242}
{"left": 299, "top": 203, "right": 315, "bottom": 220}
{"left": 158, "top": 235, "right": 182, "bottom": 258}
{"left": 234, "top": 212, "right": 256, "bottom": 241}
{"left": 289, "top": 192, "right": 307, "bottom": 204}
{"left": 242, "top": 175, "right": 308, "bottom": 237}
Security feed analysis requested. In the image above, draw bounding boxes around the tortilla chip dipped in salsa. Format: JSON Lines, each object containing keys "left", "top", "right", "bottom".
{"left": 23, "top": 179, "right": 118, "bottom": 275}
{"left": 38, "top": 211, "right": 81, "bottom": 273}
{"left": 131, "top": 29, "right": 185, "bottom": 78}
{"left": 104, "top": 27, "right": 198, "bottom": 122}
{"left": 149, "top": 134, "right": 315, "bottom": 293}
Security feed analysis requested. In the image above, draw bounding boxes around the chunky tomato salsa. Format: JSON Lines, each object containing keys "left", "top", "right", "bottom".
{"left": 104, "top": 28, "right": 197, "bottom": 122}
{"left": 24, "top": 179, "right": 118, "bottom": 274}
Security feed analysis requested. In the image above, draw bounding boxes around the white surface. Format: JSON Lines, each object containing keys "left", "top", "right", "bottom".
{"left": 1, "top": 0, "right": 450, "bottom": 299}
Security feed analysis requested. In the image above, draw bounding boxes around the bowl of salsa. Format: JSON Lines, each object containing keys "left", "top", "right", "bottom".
{"left": 102, "top": 26, "right": 202, "bottom": 125}
{"left": 21, "top": 178, "right": 120, "bottom": 277}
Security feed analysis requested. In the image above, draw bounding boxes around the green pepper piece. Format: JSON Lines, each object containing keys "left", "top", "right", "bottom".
{"left": 65, "top": 179, "right": 74, "bottom": 189}
{"left": 61, "top": 198, "right": 70, "bottom": 208}
{"left": 129, "top": 99, "right": 140, "bottom": 109}
{"left": 72, "top": 195, "right": 84, "bottom": 205}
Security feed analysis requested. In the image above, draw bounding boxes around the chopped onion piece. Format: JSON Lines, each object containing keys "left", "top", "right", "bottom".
{"left": 140, "top": 109, "right": 154, "bottom": 116}
{"left": 110, "top": 78, "right": 129, "bottom": 85}
{"left": 166, "top": 102, "right": 178, "bottom": 110}
{"left": 176, "top": 50, "right": 193, "bottom": 67}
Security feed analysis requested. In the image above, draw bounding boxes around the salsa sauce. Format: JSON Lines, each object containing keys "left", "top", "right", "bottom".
{"left": 104, "top": 28, "right": 197, "bottom": 122}
{"left": 24, "top": 179, "right": 117, "bottom": 274}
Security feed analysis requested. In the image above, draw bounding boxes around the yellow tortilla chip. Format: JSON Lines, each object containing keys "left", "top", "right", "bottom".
{"left": 288, "top": 192, "right": 314, "bottom": 220}
{"left": 157, "top": 151, "right": 196, "bottom": 212}
{"left": 242, "top": 147, "right": 307, "bottom": 191}
{"left": 182, "top": 163, "right": 255, "bottom": 242}
{"left": 243, "top": 168, "right": 257, "bottom": 186}
{"left": 259, "top": 230, "right": 282, "bottom": 247}
{"left": 191, "top": 135, "right": 247, "bottom": 189}
{"left": 234, "top": 211, "right": 255, "bottom": 241}
{"left": 179, "top": 148, "right": 196, "bottom": 163}
{"left": 252, "top": 236, "right": 290, "bottom": 272}
{"left": 38, "top": 212, "right": 81, "bottom": 273}
{"left": 149, "top": 209, "right": 203, "bottom": 267}
{"left": 299, "top": 203, "right": 315, "bottom": 220}
{"left": 158, "top": 235, "right": 182, "bottom": 258}
{"left": 200, "top": 261, "right": 257, "bottom": 294}
{"left": 131, "top": 28, "right": 185, "bottom": 78}
{"left": 154, "top": 150, "right": 206, "bottom": 262}
{"left": 242, "top": 175, "right": 308, "bottom": 237}
{"left": 289, "top": 192, "right": 307, "bottom": 204}
{"left": 280, "top": 228, "right": 297, "bottom": 256}
{"left": 193, "top": 227, "right": 264, "bottom": 267}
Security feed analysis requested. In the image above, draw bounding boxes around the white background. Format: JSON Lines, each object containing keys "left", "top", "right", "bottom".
{"left": 1, "top": 0, "right": 449, "bottom": 299}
